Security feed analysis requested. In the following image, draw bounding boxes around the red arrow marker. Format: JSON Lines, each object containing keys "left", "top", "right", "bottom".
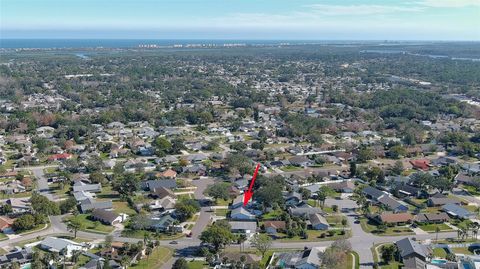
{"left": 243, "top": 163, "right": 261, "bottom": 207}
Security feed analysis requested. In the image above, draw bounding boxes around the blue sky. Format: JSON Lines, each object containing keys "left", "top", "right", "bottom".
{"left": 1, "top": 0, "right": 479, "bottom": 40}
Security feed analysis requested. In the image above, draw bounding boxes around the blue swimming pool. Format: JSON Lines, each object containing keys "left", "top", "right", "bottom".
{"left": 431, "top": 259, "right": 447, "bottom": 265}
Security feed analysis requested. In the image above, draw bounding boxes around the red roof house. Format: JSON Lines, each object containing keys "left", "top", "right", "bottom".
{"left": 409, "top": 159, "right": 430, "bottom": 171}
{"left": 48, "top": 153, "right": 73, "bottom": 161}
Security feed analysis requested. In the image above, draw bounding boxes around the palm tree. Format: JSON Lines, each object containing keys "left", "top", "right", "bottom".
{"left": 120, "top": 256, "right": 131, "bottom": 269}
{"left": 435, "top": 225, "right": 440, "bottom": 242}
{"left": 67, "top": 217, "right": 83, "bottom": 238}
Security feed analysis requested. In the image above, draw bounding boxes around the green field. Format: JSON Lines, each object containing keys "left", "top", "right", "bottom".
{"left": 65, "top": 214, "right": 114, "bottom": 234}
{"left": 418, "top": 223, "right": 452, "bottom": 232}
{"left": 131, "top": 247, "right": 173, "bottom": 269}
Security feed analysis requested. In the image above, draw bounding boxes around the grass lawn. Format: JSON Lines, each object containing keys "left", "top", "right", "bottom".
{"left": 96, "top": 185, "right": 118, "bottom": 200}
{"left": 215, "top": 198, "right": 231, "bottom": 206}
{"left": 121, "top": 229, "right": 185, "bottom": 240}
{"left": 51, "top": 182, "right": 70, "bottom": 198}
{"left": 418, "top": 223, "right": 452, "bottom": 232}
{"left": 451, "top": 247, "right": 474, "bottom": 255}
{"left": 65, "top": 214, "right": 114, "bottom": 234}
{"left": 433, "top": 248, "right": 447, "bottom": 258}
{"left": 451, "top": 219, "right": 474, "bottom": 229}
{"left": 112, "top": 201, "right": 137, "bottom": 215}
{"left": 325, "top": 215, "right": 347, "bottom": 227}
{"left": 420, "top": 207, "right": 443, "bottom": 214}
{"left": 214, "top": 208, "right": 228, "bottom": 217}
{"left": 279, "top": 229, "right": 349, "bottom": 242}
{"left": 280, "top": 165, "right": 302, "bottom": 172}
{"left": 187, "top": 261, "right": 209, "bottom": 269}
{"left": 131, "top": 247, "right": 173, "bottom": 269}
{"left": 0, "top": 233, "right": 7, "bottom": 241}
{"left": 360, "top": 218, "right": 414, "bottom": 236}
{"left": 462, "top": 185, "right": 480, "bottom": 196}
{"left": 262, "top": 209, "right": 284, "bottom": 220}
{"left": 177, "top": 193, "right": 194, "bottom": 200}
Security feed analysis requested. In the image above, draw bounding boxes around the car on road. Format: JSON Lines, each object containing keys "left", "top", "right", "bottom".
{"left": 354, "top": 220, "right": 360, "bottom": 224}
{"left": 170, "top": 241, "right": 178, "bottom": 244}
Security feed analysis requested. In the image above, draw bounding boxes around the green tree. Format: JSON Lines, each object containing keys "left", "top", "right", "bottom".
{"left": 204, "top": 183, "right": 230, "bottom": 203}
{"left": 174, "top": 199, "right": 200, "bottom": 222}
{"left": 250, "top": 233, "right": 272, "bottom": 258}
{"left": 67, "top": 216, "right": 84, "bottom": 238}
{"left": 200, "top": 221, "right": 235, "bottom": 252}
{"left": 172, "top": 258, "right": 188, "bottom": 269}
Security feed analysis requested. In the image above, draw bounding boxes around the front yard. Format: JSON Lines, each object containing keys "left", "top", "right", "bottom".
{"left": 131, "top": 247, "right": 173, "bottom": 269}
{"left": 65, "top": 214, "right": 114, "bottom": 234}
{"left": 417, "top": 223, "right": 453, "bottom": 232}
{"left": 278, "top": 229, "right": 350, "bottom": 242}
{"left": 360, "top": 218, "right": 414, "bottom": 236}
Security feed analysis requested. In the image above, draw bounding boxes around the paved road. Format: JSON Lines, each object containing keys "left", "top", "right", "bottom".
{"left": 21, "top": 166, "right": 56, "bottom": 201}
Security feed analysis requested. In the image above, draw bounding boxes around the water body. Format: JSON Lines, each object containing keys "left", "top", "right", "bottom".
{"left": 0, "top": 39, "right": 343, "bottom": 49}
{"left": 361, "top": 49, "right": 479, "bottom": 62}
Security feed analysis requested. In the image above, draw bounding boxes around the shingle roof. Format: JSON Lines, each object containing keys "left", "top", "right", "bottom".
{"left": 143, "top": 179, "right": 177, "bottom": 190}
{"left": 442, "top": 203, "right": 475, "bottom": 219}
{"left": 396, "top": 237, "right": 430, "bottom": 258}
{"left": 92, "top": 209, "right": 120, "bottom": 224}
{"left": 228, "top": 221, "right": 257, "bottom": 231}
{"left": 362, "top": 186, "right": 385, "bottom": 199}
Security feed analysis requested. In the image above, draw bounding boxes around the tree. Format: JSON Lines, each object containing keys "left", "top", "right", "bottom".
{"left": 67, "top": 216, "right": 84, "bottom": 238}
{"left": 331, "top": 239, "right": 352, "bottom": 253}
{"left": 112, "top": 173, "right": 140, "bottom": 198}
{"left": 388, "top": 145, "right": 407, "bottom": 159}
{"left": 12, "top": 214, "right": 42, "bottom": 232}
{"left": 59, "top": 197, "right": 77, "bottom": 214}
{"left": 321, "top": 246, "right": 347, "bottom": 268}
{"left": 174, "top": 199, "right": 200, "bottom": 222}
{"left": 380, "top": 245, "right": 397, "bottom": 263}
{"left": 332, "top": 205, "right": 338, "bottom": 213}
{"left": 154, "top": 137, "right": 172, "bottom": 156}
{"left": 104, "top": 235, "right": 113, "bottom": 250}
{"left": 172, "top": 258, "right": 188, "bottom": 269}
{"left": 204, "top": 183, "right": 230, "bottom": 202}
{"left": 341, "top": 218, "right": 348, "bottom": 232}
{"left": 357, "top": 147, "right": 375, "bottom": 163}
{"left": 200, "top": 221, "right": 235, "bottom": 252}
{"left": 120, "top": 256, "right": 131, "bottom": 269}
{"left": 250, "top": 233, "right": 272, "bottom": 258}
{"left": 349, "top": 161, "right": 357, "bottom": 177}
{"left": 391, "top": 161, "right": 404, "bottom": 175}
{"left": 30, "top": 193, "right": 60, "bottom": 215}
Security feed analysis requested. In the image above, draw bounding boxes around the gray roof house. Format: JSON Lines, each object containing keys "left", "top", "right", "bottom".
{"left": 80, "top": 199, "right": 113, "bottom": 213}
{"left": 230, "top": 207, "right": 255, "bottom": 221}
{"left": 442, "top": 203, "right": 476, "bottom": 219}
{"left": 73, "top": 182, "right": 102, "bottom": 193}
{"left": 228, "top": 221, "right": 257, "bottom": 234}
{"left": 142, "top": 179, "right": 177, "bottom": 190}
{"left": 362, "top": 186, "right": 386, "bottom": 200}
{"left": 40, "top": 237, "right": 86, "bottom": 257}
{"left": 395, "top": 238, "right": 431, "bottom": 269}
{"left": 289, "top": 206, "right": 323, "bottom": 218}
{"left": 308, "top": 213, "right": 329, "bottom": 230}
{"left": 378, "top": 196, "right": 409, "bottom": 213}
{"left": 275, "top": 247, "right": 323, "bottom": 269}
{"left": 91, "top": 209, "right": 123, "bottom": 225}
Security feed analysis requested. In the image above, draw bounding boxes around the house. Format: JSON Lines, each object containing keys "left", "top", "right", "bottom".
{"left": 6, "top": 198, "right": 31, "bottom": 213}
{"left": 149, "top": 215, "right": 180, "bottom": 232}
{"left": 48, "top": 153, "right": 73, "bottom": 162}
{"left": 150, "top": 187, "right": 176, "bottom": 199}
{"left": 442, "top": 203, "right": 476, "bottom": 219}
{"left": 289, "top": 206, "right": 323, "bottom": 218}
{"left": 73, "top": 182, "right": 102, "bottom": 193}
{"left": 427, "top": 196, "right": 460, "bottom": 207}
{"left": 394, "top": 184, "right": 422, "bottom": 198}
{"left": 0, "top": 248, "right": 32, "bottom": 267}
{"left": 362, "top": 186, "right": 385, "bottom": 201}
{"left": 186, "top": 153, "right": 207, "bottom": 163}
{"left": 0, "top": 216, "right": 14, "bottom": 234}
{"left": 39, "top": 237, "right": 86, "bottom": 257}
{"left": 230, "top": 195, "right": 244, "bottom": 209}
{"left": 431, "top": 157, "right": 457, "bottom": 167}
{"left": 36, "top": 126, "right": 55, "bottom": 138}
{"left": 229, "top": 221, "right": 257, "bottom": 235}
{"left": 142, "top": 179, "right": 177, "bottom": 190}
{"left": 73, "top": 191, "right": 95, "bottom": 202}
{"left": 377, "top": 213, "right": 413, "bottom": 225}
{"left": 378, "top": 196, "right": 409, "bottom": 213}
{"left": 80, "top": 259, "right": 122, "bottom": 269}
{"left": 455, "top": 173, "right": 477, "bottom": 186}
{"left": 410, "top": 159, "right": 430, "bottom": 171}
{"left": 328, "top": 180, "right": 356, "bottom": 193}
{"left": 156, "top": 169, "right": 177, "bottom": 179}
{"left": 230, "top": 207, "right": 256, "bottom": 221}
{"left": 308, "top": 213, "right": 329, "bottom": 230}
{"left": 149, "top": 196, "right": 176, "bottom": 211}
{"left": 275, "top": 247, "right": 324, "bottom": 269}
{"left": 395, "top": 237, "right": 431, "bottom": 269}
{"left": 414, "top": 213, "right": 450, "bottom": 224}
{"left": 285, "top": 192, "right": 303, "bottom": 206}
{"left": 91, "top": 209, "right": 123, "bottom": 225}
{"left": 264, "top": 220, "right": 286, "bottom": 235}
{"left": 288, "top": 156, "right": 312, "bottom": 167}
{"left": 80, "top": 199, "right": 113, "bottom": 213}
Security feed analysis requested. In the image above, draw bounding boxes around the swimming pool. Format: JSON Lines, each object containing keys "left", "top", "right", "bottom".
{"left": 431, "top": 259, "right": 447, "bottom": 265}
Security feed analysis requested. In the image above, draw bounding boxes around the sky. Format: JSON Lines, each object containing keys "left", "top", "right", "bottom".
{"left": 1, "top": 0, "right": 479, "bottom": 40}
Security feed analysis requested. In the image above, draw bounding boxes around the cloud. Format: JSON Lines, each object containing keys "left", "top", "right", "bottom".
{"left": 306, "top": 4, "right": 424, "bottom": 16}
{"left": 418, "top": 0, "right": 480, "bottom": 8}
